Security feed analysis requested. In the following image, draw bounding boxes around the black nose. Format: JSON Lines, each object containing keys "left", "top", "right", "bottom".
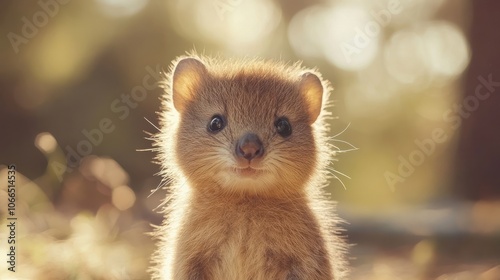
{"left": 236, "top": 133, "right": 264, "bottom": 160}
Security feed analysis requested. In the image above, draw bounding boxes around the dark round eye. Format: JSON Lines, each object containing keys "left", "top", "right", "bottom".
{"left": 275, "top": 117, "right": 292, "bottom": 138}
{"left": 208, "top": 115, "right": 225, "bottom": 133}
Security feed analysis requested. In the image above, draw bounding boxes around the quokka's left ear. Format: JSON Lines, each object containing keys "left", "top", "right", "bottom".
{"left": 299, "top": 72, "right": 324, "bottom": 124}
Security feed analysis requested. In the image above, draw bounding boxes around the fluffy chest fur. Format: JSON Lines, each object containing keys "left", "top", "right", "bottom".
{"left": 172, "top": 193, "right": 333, "bottom": 280}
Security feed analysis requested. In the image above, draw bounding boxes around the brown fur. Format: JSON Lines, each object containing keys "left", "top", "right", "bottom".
{"left": 150, "top": 53, "right": 348, "bottom": 279}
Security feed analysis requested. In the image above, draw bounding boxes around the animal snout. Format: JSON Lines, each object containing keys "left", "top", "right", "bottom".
{"left": 235, "top": 133, "right": 264, "bottom": 161}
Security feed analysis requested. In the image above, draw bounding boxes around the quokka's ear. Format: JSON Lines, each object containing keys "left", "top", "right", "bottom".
{"left": 172, "top": 57, "right": 207, "bottom": 112}
{"left": 299, "top": 72, "right": 324, "bottom": 124}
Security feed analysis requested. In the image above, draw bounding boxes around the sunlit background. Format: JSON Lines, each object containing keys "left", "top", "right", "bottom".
{"left": 1, "top": 0, "right": 499, "bottom": 279}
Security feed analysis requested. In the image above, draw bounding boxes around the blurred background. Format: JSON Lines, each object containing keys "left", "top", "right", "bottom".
{"left": 1, "top": 0, "right": 499, "bottom": 279}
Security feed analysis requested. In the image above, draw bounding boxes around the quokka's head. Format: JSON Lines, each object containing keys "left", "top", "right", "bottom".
{"left": 161, "top": 55, "right": 331, "bottom": 196}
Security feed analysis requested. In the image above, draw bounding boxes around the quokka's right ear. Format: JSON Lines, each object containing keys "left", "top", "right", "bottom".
{"left": 298, "top": 72, "right": 324, "bottom": 124}
{"left": 171, "top": 57, "right": 207, "bottom": 112}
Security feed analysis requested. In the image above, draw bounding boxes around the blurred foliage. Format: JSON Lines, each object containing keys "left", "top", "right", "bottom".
{"left": 0, "top": 166, "right": 153, "bottom": 279}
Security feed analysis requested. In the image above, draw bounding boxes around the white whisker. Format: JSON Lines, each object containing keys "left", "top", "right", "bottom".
{"left": 145, "top": 117, "right": 161, "bottom": 132}
{"left": 331, "top": 122, "right": 351, "bottom": 138}
{"left": 331, "top": 174, "right": 347, "bottom": 190}
{"left": 328, "top": 139, "right": 358, "bottom": 152}
{"left": 326, "top": 167, "right": 351, "bottom": 180}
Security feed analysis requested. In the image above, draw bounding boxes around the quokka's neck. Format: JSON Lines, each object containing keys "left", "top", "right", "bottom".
{"left": 189, "top": 184, "right": 309, "bottom": 206}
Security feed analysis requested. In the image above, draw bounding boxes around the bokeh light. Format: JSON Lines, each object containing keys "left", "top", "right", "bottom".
{"left": 167, "top": 0, "right": 282, "bottom": 54}
{"left": 289, "top": 3, "right": 380, "bottom": 71}
{"left": 384, "top": 30, "right": 430, "bottom": 85}
{"left": 34, "top": 132, "right": 57, "bottom": 154}
{"left": 112, "top": 185, "right": 136, "bottom": 211}
{"left": 384, "top": 21, "right": 469, "bottom": 85}
{"left": 95, "top": 0, "right": 149, "bottom": 18}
